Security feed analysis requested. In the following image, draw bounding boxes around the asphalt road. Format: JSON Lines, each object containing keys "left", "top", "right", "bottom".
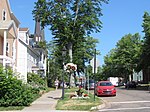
{"left": 96, "top": 86, "right": 150, "bottom": 112}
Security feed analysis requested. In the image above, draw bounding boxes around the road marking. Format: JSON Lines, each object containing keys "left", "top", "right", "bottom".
{"left": 98, "top": 107, "right": 150, "bottom": 111}
{"left": 110, "top": 100, "right": 150, "bottom": 104}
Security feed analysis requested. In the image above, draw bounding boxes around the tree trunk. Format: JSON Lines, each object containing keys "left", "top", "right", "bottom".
{"left": 68, "top": 42, "right": 73, "bottom": 62}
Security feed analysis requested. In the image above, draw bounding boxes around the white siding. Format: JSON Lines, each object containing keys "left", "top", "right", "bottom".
{"left": 17, "top": 40, "right": 27, "bottom": 82}
{"left": 27, "top": 48, "right": 39, "bottom": 73}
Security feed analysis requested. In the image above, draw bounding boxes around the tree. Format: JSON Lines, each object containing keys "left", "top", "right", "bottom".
{"left": 138, "top": 12, "right": 150, "bottom": 69}
{"left": 103, "top": 49, "right": 118, "bottom": 77}
{"left": 103, "top": 33, "right": 142, "bottom": 81}
{"left": 73, "top": 36, "right": 99, "bottom": 73}
{"left": 33, "top": 0, "right": 108, "bottom": 76}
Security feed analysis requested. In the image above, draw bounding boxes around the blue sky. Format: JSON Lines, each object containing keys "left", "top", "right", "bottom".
{"left": 9, "top": 0, "right": 150, "bottom": 66}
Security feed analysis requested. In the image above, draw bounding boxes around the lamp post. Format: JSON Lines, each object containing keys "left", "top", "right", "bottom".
{"left": 62, "top": 46, "right": 67, "bottom": 100}
{"left": 94, "top": 49, "right": 96, "bottom": 101}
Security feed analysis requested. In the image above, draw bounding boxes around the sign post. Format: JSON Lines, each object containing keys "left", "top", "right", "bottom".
{"left": 90, "top": 49, "right": 100, "bottom": 101}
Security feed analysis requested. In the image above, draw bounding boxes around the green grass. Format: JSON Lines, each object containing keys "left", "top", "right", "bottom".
{"left": 0, "top": 106, "right": 24, "bottom": 111}
{"left": 47, "top": 87, "right": 56, "bottom": 91}
{"left": 56, "top": 87, "right": 102, "bottom": 111}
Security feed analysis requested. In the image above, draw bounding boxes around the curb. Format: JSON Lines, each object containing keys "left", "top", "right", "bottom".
{"left": 90, "top": 99, "right": 107, "bottom": 111}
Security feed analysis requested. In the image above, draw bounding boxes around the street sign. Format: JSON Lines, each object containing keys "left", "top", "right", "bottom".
{"left": 90, "top": 58, "right": 100, "bottom": 73}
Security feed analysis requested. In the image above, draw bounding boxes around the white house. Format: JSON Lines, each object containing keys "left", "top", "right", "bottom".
{"left": 18, "top": 26, "right": 47, "bottom": 82}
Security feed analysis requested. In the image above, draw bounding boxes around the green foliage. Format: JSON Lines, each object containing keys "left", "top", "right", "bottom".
{"left": 0, "top": 106, "right": 24, "bottom": 111}
{"left": 33, "top": 0, "right": 108, "bottom": 76}
{"left": 73, "top": 36, "right": 100, "bottom": 73}
{"left": 0, "top": 67, "right": 39, "bottom": 107}
{"left": 103, "top": 33, "right": 142, "bottom": 80}
{"left": 138, "top": 12, "right": 150, "bottom": 69}
{"left": 27, "top": 72, "right": 47, "bottom": 90}
{"left": 37, "top": 41, "right": 47, "bottom": 50}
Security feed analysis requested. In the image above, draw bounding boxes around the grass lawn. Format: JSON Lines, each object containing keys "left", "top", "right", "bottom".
{"left": 0, "top": 106, "right": 24, "bottom": 111}
{"left": 56, "top": 87, "right": 103, "bottom": 111}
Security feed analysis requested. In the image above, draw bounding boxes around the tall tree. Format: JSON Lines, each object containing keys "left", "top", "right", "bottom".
{"left": 32, "top": 0, "right": 108, "bottom": 73}
{"left": 139, "top": 12, "right": 150, "bottom": 69}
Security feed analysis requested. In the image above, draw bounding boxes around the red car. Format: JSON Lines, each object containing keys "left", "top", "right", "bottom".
{"left": 95, "top": 81, "right": 116, "bottom": 96}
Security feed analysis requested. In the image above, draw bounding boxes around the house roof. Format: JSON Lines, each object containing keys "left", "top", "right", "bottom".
{"left": 0, "top": 20, "right": 17, "bottom": 38}
{"left": 0, "top": 20, "right": 14, "bottom": 29}
{"left": 19, "top": 28, "right": 29, "bottom": 31}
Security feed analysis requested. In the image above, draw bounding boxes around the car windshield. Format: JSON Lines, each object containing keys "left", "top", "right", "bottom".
{"left": 99, "top": 82, "right": 113, "bottom": 86}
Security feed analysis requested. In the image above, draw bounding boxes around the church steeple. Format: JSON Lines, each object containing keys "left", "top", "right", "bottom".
{"left": 34, "top": 19, "right": 44, "bottom": 42}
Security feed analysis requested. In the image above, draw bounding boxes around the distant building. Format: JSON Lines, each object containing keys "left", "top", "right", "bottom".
{"left": 132, "top": 71, "right": 143, "bottom": 82}
{"left": 31, "top": 19, "right": 47, "bottom": 77}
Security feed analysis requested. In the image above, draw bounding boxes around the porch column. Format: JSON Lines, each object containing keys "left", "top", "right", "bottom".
{"left": 12, "top": 39, "right": 16, "bottom": 71}
{"left": 12, "top": 39, "right": 15, "bottom": 60}
{"left": 41, "top": 52, "right": 44, "bottom": 63}
{"left": 44, "top": 56, "right": 46, "bottom": 76}
{"left": 3, "top": 30, "right": 7, "bottom": 67}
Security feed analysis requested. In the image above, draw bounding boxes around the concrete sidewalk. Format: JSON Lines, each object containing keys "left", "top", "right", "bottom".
{"left": 22, "top": 89, "right": 62, "bottom": 112}
{"left": 21, "top": 89, "right": 88, "bottom": 112}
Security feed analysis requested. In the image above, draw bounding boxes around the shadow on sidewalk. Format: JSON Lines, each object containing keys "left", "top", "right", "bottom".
{"left": 47, "top": 96, "right": 61, "bottom": 100}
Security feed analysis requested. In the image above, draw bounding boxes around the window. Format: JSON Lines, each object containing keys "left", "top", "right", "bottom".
{"left": 6, "top": 42, "right": 9, "bottom": 52}
{"left": 26, "top": 33, "right": 29, "bottom": 43}
{"left": 36, "top": 37, "right": 38, "bottom": 41}
{"left": 2, "top": 9, "right": 7, "bottom": 21}
{"left": 100, "top": 82, "right": 112, "bottom": 86}
{"left": 39, "top": 37, "right": 41, "bottom": 41}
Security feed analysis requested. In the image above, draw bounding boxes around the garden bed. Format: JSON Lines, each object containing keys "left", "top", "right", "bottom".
{"left": 56, "top": 87, "right": 103, "bottom": 111}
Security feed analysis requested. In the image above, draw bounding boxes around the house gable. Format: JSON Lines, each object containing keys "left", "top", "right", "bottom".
{"left": 0, "top": 0, "right": 12, "bottom": 21}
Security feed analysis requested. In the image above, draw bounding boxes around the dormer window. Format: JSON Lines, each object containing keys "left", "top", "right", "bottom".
{"left": 2, "top": 9, "right": 7, "bottom": 21}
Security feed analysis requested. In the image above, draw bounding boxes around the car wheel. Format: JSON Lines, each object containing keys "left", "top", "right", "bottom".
{"left": 113, "top": 94, "right": 116, "bottom": 96}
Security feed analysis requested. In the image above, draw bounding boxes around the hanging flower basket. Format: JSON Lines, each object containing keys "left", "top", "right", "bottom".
{"left": 65, "top": 63, "right": 77, "bottom": 72}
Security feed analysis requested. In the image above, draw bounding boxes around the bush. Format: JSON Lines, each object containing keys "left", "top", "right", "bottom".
{"left": 27, "top": 72, "right": 48, "bottom": 91}
{"left": 0, "top": 67, "right": 39, "bottom": 107}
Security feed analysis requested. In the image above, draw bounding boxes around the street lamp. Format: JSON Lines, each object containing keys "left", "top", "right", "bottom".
{"left": 62, "top": 46, "right": 67, "bottom": 100}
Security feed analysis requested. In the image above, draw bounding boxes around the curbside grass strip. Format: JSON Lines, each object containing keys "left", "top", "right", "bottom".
{"left": 90, "top": 99, "right": 107, "bottom": 111}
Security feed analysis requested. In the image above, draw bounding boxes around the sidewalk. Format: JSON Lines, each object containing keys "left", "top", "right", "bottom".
{"left": 22, "top": 89, "right": 62, "bottom": 112}
{"left": 22, "top": 89, "right": 88, "bottom": 112}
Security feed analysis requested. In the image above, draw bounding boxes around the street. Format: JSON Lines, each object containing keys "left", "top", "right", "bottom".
{"left": 97, "top": 87, "right": 150, "bottom": 112}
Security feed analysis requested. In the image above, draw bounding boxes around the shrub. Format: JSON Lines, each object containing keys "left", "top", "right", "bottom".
{"left": 0, "top": 66, "right": 39, "bottom": 107}
{"left": 27, "top": 72, "right": 48, "bottom": 91}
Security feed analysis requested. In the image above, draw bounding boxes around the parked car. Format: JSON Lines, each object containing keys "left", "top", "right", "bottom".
{"left": 95, "top": 81, "right": 116, "bottom": 96}
{"left": 125, "top": 81, "right": 137, "bottom": 89}
{"left": 85, "top": 79, "right": 95, "bottom": 90}
{"left": 117, "top": 81, "right": 125, "bottom": 86}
